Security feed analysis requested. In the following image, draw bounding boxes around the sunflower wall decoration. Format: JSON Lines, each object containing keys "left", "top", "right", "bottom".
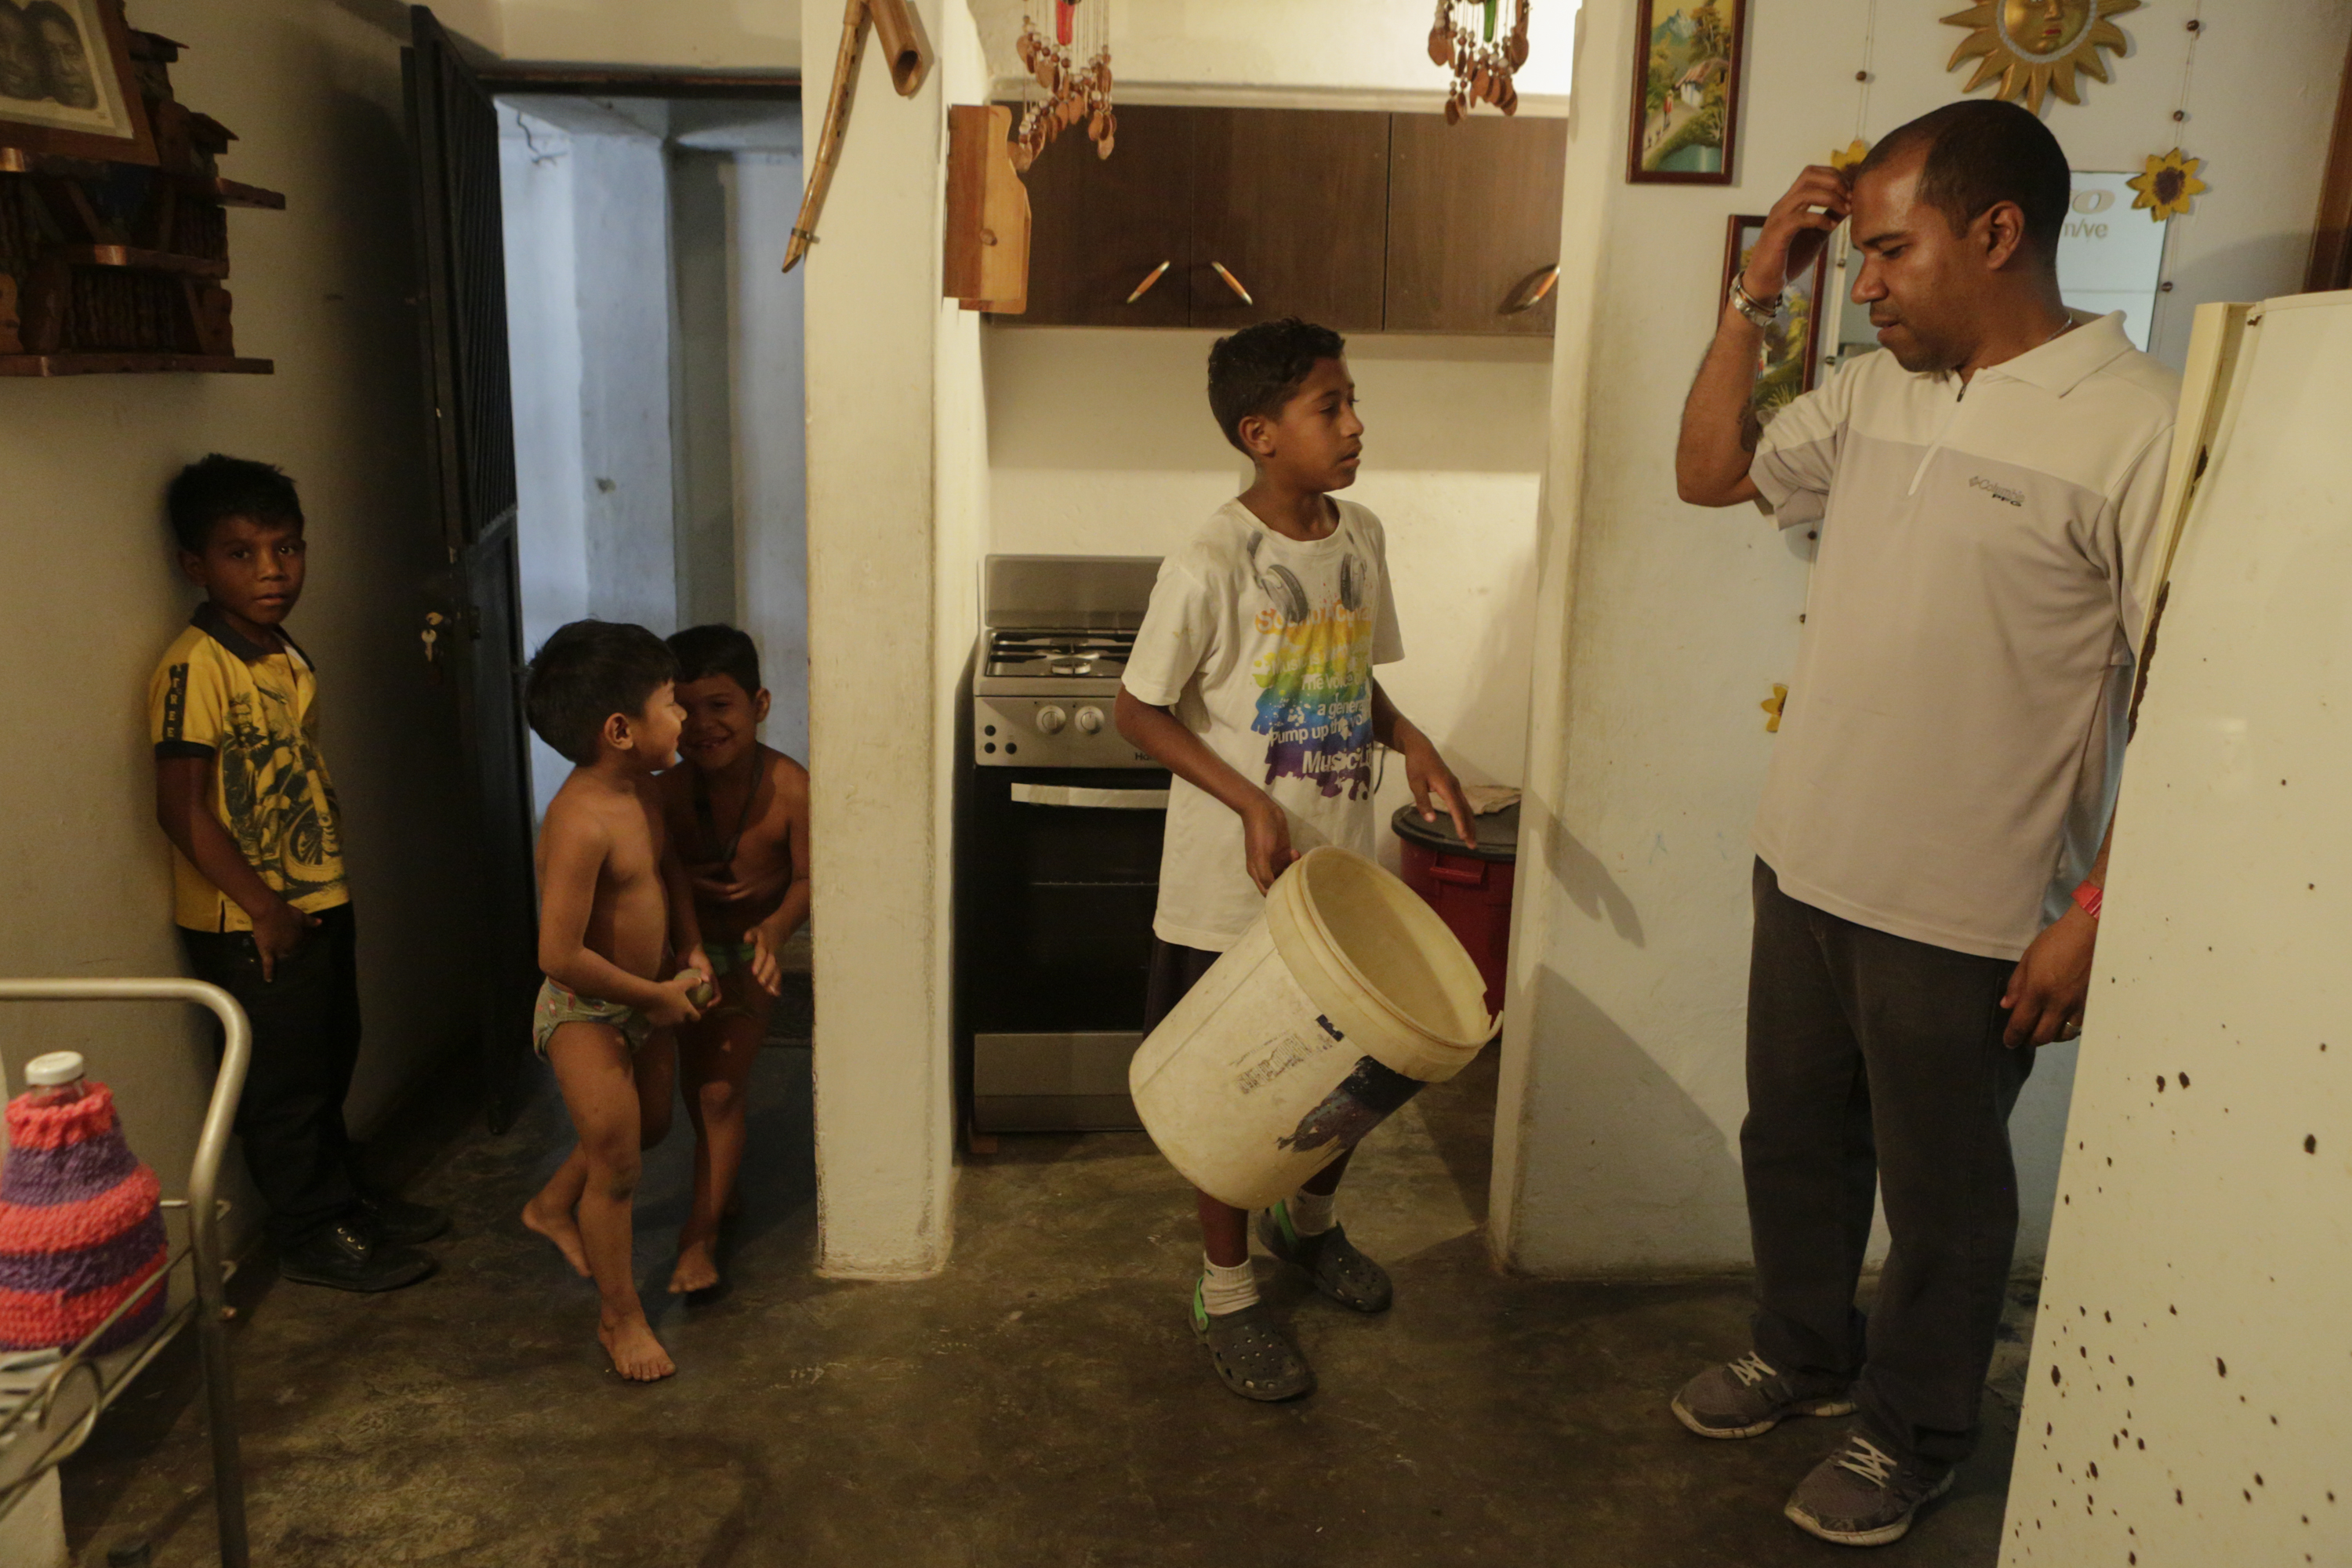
{"left": 1940, "top": 0, "right": 2140, "bottom": 114}
{"left": 2126, "top": 149, "right": 2206, "bottom": 221}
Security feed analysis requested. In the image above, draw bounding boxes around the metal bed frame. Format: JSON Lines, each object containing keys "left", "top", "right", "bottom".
{"left": 0, "top": 979, "right": 252, "bottom": 1568}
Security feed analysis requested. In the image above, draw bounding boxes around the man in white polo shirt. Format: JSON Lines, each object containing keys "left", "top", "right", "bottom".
{"left": 1668, "top": 100, "right": 2179, "bottom": 1547}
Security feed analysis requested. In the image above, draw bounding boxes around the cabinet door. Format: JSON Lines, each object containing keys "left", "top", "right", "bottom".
{"left": 1188, "top": 109, "right": 1389, "bottom": 333}
{"left": 1385, "top": 114, "right": 1567, "bottom": 335}
{"left": 1011, "top": 104, "right": 1191, "bottom": 328}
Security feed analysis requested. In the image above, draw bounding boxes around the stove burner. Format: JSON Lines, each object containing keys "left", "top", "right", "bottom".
{"left": 985, "top": 630, "right": 1135, "bottom": 681}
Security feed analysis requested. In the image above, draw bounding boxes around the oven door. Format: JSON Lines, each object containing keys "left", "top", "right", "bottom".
{"left": 961, "top": 765, "right": 1169, "bottom": 1132}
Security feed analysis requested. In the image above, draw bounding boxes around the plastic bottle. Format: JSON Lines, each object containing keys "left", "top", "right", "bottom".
{"left": 20, "top": 1051, "right": 87, "bottom": 1107}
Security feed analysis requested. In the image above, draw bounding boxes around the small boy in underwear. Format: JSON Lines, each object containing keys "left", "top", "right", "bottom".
{"left": 517, "top": 620, "right": 710, "bottom": 1382}
{"left": 656, "top": 625, "right": 811, "bottom": 1297}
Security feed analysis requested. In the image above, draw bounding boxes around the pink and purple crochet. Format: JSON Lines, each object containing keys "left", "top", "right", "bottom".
{"left": 0, "top": 1085, "right": 167, "bottom": 1353}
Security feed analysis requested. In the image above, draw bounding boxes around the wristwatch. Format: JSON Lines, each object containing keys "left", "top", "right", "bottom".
{"left": 1728, "top": 274, "right": 1782, "bottom": 328}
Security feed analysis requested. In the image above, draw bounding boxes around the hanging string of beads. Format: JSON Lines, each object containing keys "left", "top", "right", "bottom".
{"left": 1013, "top": 0, "right": 1114, "bottom": 170}
{"left": 2126, "top": 3, "right": 2208, "bottom": 223}
{"left": 1427, "top": 0, "right": 1530, "bottom": 122}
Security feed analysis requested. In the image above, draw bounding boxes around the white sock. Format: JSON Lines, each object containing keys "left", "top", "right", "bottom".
{"left": 1287, "top": 1189, "right": 1335, "bottom": 1236}
{"left": 1199, "top": 1254, "right": 1258, "bottom": 1316}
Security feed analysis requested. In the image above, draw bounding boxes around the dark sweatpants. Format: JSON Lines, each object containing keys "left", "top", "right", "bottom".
{"left": 180, "top": 902, "right": 364, "bottom": 1246}
{"left": 1742, "top": 859, "right": 2033, "bottom": 1470}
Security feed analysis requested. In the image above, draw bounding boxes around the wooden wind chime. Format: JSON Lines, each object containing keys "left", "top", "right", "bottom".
{"left": 1429, "top": 0, "right": 1531, "bottom": 121}
{"left": 1011, "top": 0, "right": 1114, "bottom": 170}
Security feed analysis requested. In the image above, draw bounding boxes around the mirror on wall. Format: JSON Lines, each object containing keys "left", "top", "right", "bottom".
{"left": 1821, "top": 169, "right": 2172, "bottom": 378}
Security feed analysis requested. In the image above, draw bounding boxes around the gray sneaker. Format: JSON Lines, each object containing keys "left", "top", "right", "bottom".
{"left": 1190, "top": 1285, "right": 1314, "bottom": 1402}
{"left": 1784, "top": 1432, "right": 1955, "bottom": 1547}
{"left": 1256, "top": 1203, "right": 1392, "bottom": 1313}
{"left": 1671, "top": 1352, "right": 1856, "bottom": 1439}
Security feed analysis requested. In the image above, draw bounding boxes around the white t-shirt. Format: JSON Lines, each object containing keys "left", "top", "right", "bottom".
{"left": 1123, "top": 499, "right": 1406, "bottom": 950}
{"left": 1748, "top": 312, "right": 2180, "bottom": 960}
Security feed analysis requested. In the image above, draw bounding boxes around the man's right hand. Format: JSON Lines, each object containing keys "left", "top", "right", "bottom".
{"left": 1744, "top": 165, "right": 1851, "bottom": 302}
{"left": 249, "top": 898, "right": 318, "bottom": 983}
{"left": 1243, "top": 795, "right": 1298, "bottom": 895}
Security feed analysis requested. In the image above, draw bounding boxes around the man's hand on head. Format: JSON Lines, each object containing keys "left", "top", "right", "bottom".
{"left": 1748, "top": 165, "right": 1852, "bottom": 301}
{"left": 2000, "top": 906, "right": 2098, "bottom": 1048}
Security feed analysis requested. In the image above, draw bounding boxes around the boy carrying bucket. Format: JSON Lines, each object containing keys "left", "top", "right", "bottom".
{"left": 1114, "top": 318, "right": 1478, "bottom": 1401}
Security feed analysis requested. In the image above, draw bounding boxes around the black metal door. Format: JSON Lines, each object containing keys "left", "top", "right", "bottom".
{"left": 404, "top": 6, "right": 537, "bottom": 1131}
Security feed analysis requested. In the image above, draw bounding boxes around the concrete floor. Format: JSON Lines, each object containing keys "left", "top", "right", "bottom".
{"left": 61, "top": 1042, "right": 2037, "bottom": 1566}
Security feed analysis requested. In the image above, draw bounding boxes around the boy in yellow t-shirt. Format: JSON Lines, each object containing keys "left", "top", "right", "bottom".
{"left": 149, "top": 456, "right": 442, "bottom": 1293}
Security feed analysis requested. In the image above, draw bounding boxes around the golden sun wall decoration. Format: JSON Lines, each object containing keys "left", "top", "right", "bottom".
{"left": 1941, "top": 0, "right": 2140, "bottom": 114}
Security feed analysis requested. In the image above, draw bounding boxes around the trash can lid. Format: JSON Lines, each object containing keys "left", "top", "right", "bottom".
{"left": 1390, "top": 800, "right": 1519, "bottom": 863}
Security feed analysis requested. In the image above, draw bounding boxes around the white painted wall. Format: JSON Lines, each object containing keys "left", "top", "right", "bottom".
{"left": 970, "top": 0, "right": 1573, "bottom": 109}
{"left": 798, "top": 0, "right": 987, "bottom": 1278}
{"left": 729, "top": 151, "right": 813, "bottom": 764}
{"left": 985, "top": 326, "right": 1549, "bottom": 868}
{"left": 450, "top": 0, "right": 800, "bottom": 72}
{"left": 1492, "top": 0, "right": 2352, "bottom": 1276}
{"left": 0, "top": 0, "right": 478, "bottom": 1228}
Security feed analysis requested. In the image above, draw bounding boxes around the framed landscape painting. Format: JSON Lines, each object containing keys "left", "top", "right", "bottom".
{"left": 1628, "top": 0, "right": 1744, "bottom": 185}
{"left": 0, "top": 0, "right": 154, "bottom": 165}
{"left": 1720, "top": 213, "right": 1828, "bottom": 423}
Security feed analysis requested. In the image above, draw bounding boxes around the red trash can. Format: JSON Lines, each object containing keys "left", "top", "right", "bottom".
{"left": 1392, "top": 800, "right": 1519, "bottom": 1024}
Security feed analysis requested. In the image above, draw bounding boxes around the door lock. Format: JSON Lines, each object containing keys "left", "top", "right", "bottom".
{"left": 422, "top": 611, "right": 447, "bottom": 684}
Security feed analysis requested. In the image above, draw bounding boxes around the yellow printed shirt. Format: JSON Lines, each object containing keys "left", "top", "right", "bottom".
{"left": 148, "top": 604, "right": 348, "bottom": 931}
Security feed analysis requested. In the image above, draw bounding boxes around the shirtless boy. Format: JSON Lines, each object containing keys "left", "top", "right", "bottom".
{"left": 656, "top": 625, "right": 811, "bottom": 1297}
{"left": 517, "top": 620, "right": 710, "bottom": 1381}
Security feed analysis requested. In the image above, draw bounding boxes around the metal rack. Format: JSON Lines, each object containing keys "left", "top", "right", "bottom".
{"left": 0, "top": 979, "right": 252, "bottom": 1568}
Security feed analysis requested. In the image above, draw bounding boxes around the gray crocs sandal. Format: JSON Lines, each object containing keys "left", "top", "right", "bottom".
{"left": 1191, "top": 1285, "right": 1314, "bottom": 1402}
{"left": 1257, "top": 1202, "right": 1393, "bottom": 1313}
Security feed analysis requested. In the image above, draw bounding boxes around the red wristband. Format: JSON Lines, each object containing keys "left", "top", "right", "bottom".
{"left": 2071, "top": 880, "right": 2103, "bottom": 920}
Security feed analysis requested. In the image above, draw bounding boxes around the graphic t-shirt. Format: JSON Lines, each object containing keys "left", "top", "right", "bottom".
{"left": 147, "top": 604, "right": 348, "bottom": 931}
{"left": 1122, "top": 499, "right": 1404, "bottom": 950}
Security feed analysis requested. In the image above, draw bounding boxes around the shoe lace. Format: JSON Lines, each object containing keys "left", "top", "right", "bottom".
{"left": 1727, "top": 1352, "right": 1777, "bottom": 1388}
{"left": 1834, "top": 1435, "right": 1900, "bottom": 1490}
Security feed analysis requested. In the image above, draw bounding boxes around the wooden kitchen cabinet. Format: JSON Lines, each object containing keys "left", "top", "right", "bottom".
{"left": 1018, "top": 104, "right": 1192, "bottom": 328}
{"left": 1385, "top": 113, "right": 1567, "bottom": 335}
{"left": 1186, "top": 109, "right": 1390, "bottom": 334}
{"left": 1004, "top": 104, "right": 1563, "bottom": 336}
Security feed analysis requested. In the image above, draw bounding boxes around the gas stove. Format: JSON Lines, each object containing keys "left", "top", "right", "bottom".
{"left": 973, "top": 556, "right": 1161, "bottom": 769}
{"left": 962, "top": 556, "right": 1170, "bottom": 1135}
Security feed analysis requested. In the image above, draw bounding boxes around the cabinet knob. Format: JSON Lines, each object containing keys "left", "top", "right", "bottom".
{"left": 1504, "top": 263, "right": 1560, "bottom": 314}
{"left": 1125, "top": 260, "right": 1171, "bottom": 303}
{"left": 1210, "top": 262, "right": 1254, "bottom": 306}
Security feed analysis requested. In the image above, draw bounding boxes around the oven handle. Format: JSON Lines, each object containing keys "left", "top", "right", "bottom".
{"left": 1008, "top": 783, "right": 1171, "bottom": 811}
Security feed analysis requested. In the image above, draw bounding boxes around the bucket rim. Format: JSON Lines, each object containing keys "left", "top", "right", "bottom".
{"left": 1280, "top": 848, "right": 1496, "bottom": 1052}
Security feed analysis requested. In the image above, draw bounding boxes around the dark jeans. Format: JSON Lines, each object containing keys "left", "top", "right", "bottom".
{"left": 1742, "top": 859, "right": 2032, "bottom": 1469}
{"left": 180, "top": 902, "right": 363, "bottom": 1246}
{"left": 1142, "top": 938, "right": 1222, "bottom": 1036}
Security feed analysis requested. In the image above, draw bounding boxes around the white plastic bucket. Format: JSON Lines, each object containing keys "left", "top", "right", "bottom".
{"left": 1129, "top": 846, "right": 1497, "bottom": 1209}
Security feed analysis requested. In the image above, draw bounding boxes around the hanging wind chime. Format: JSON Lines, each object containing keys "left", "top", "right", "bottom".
{"left": 2126, "top": 9, "right": 2208, "bottom": 223}
{"left": 1428, "top": 0, "right": 1530, "bottom": 122}
{"left": 1012, "top": 0, "right": 1114, "bottom": 171}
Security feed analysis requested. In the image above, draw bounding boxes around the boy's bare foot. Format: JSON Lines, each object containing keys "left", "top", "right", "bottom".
{"left": 668, "top": 1237, "right": 721, "bottom": 1295}
{"left": 522, "top": 1194, "right": 591, "bottom": 1277}
{"left": 597, "top": 1316, "right": 676, "bottom": 1382}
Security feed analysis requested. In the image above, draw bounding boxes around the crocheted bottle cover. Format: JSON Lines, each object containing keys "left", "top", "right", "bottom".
{"left": 0, "top": 1085, "right": 168, "bottom": 1353}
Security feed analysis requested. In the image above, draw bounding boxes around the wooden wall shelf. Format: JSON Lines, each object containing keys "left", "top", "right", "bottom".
{"left": 0, "top": 353, "right": 271, "bottom": 376}
{"left": 0, "top": 27, "right": 279, "bottom": 372}
{"left": 54, "top": 245, "right": 231, "bottom": 278}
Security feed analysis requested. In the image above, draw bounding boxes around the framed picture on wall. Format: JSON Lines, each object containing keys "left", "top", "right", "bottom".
{"left": 1721, "top": 213, "right": 1829, "bottom": 423}
{"left": 1628, "top": 0, "right": 1744, "bottom": 185}
{"left": 0, "top": 0, "right": 154, "bottom": 165}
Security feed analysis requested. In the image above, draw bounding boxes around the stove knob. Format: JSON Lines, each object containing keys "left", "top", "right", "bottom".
{"left": 1036, "top": 705, "right": 1067, "bottom": 734}
{"left": 1075, "top": 705, "right": 1105, "bottom": 735}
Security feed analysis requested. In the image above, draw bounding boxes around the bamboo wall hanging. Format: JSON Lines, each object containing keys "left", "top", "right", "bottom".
{"left": 781, "top": 0, "right": 934, "bottom": 274}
